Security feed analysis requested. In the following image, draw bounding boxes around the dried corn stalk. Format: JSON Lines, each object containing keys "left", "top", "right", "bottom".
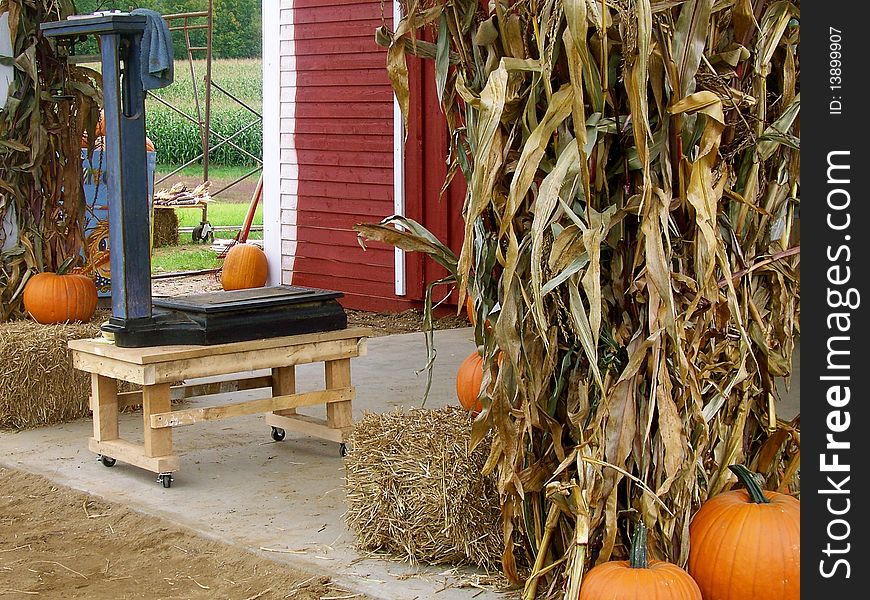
{"left": 0, "top": 0, "right": 102, "bottom": 320}
{"left": 357, "top": 1, "right": 800, "bottom": 597}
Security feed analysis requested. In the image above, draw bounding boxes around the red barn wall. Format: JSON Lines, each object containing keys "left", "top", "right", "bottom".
{"left": 275, "top": 0, "right": 464, "bottom": 313}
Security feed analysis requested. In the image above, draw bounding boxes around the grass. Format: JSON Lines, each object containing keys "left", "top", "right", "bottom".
{"left": 151, "top": 200, "right": 264, "bottom": 274}
{"left": 143, "top": 58, "right": 265, "bottom": 273}
{"left": 151, "top": 245, "right": 222, "bottom": 273}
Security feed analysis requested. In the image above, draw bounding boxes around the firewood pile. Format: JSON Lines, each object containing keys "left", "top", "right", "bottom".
{"left": 153, "top": 181, "right": 212, "bottom": 206}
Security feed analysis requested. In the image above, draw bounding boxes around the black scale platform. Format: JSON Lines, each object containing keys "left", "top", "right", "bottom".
{"left": 102, "top": 285, "right": 347, "bottom": 347}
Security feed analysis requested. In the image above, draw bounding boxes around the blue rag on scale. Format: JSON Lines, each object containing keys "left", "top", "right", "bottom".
{"left": 130, "top": 8, "right": 174, "bottom": 90}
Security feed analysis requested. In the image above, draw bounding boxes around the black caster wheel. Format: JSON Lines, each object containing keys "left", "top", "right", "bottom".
{"left": 271, "top": 427, "right": 286, "bottom": 442}
{"left": 158, "top": 473, "right": 173, "bottom": 488}
{"left": 98, "top": 455, "right": 116, "bottom": 467}
{"left": 339, "top": 443, "right": 348, "bottom": 457}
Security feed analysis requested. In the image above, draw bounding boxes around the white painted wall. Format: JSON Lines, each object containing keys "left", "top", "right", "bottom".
{"left": 261, "top": 0, "right": 288, "bottom": 285}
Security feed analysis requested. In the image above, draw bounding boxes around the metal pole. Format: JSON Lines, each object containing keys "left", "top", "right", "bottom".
{"left": 203, "top": 0, "right": 214, "bottom": 219}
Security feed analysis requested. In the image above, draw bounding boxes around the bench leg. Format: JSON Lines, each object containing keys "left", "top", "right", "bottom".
{"left": 325, "top": 358, "right": 352, "bottom": 431}
{"left": 143, "top": 383, "right": 173, "bottom": 458}
{"left": 92, "top": 374, "right": 119, "bottom": 442}
{"left": 272, "top": 366, "right": 297, "bottom": 416}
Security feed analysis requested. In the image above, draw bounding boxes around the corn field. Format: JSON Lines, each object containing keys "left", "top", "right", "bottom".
{"left": 145, "top": 59, "right": 262, "bottom": 167}
{"left": 357, "top": 0, "right": 800, "bottom": 598}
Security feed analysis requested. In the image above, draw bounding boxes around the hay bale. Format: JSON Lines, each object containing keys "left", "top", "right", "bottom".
{"left": 0, "top": 314, "right": 107, "bottom": 430}
{"left": 152, "top": 207, "right": 179, "bottom": 247}
{"left": 345, "top": 406, "right": 502, "bottom": 571}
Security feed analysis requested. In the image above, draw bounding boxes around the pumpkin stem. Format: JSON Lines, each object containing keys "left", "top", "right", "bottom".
{"left": 728, "top": 464, "right": 770, "bottom": 504}
{"left": 629, "top": 521, "right": 649, "bottom": 569}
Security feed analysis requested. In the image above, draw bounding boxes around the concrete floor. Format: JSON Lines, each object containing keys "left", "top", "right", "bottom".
{"left": 0, "top": 328, "right": 799, "bottom": 600}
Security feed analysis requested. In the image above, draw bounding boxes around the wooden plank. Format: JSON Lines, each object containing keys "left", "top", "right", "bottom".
{"left": 290, "top": 148, "right": 391, "bottom": 169}
{"left": 265, "top": 413, "right": 345, "bottom": 443}
{"left": 325, "top": 359, "right": 353, "bottom": 430}
{"left": 143, "top": 383, "right": 172, "bottom": 458}
{"left": 72, "top": 351, "right": 152, "bottom": 385}
{"left": 91, "top": 374, "right": 118, "bottom": 442}
{"left": 113, "top": 375, "right": 274, "bottom": 410}
{"left": 292, "top": 69, "right": 391, "bottom": 88}
{"left": 152, "top": 337, "right": 367, "bottom": 384}
{"left": 294, "top": 3, "right": 384, "bottom": 25}
{"left": 150, "top": 387, "right": 355, "bottom": 429}
{"left": 272, "top": 365, "right": 297, "bottom": 417}
{"left": 89, "top": 438, "right": 179, "bottom": 473}
{"left": 68, "top": 327, "right": 371, "bottom": 366}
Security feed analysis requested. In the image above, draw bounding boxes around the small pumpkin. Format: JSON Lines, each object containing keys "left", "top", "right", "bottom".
{"left": 23, "top": 271, "right": 98, "bottom": 324}
{"left": 456, "top": 351, "right": 485, "bottom": 414}
{"left": 688, "top": 464, "right": 800, "bottom": 599}
{"left": 456, "top": 350, "right": 502, "bottom": 415}
{"left": 220, "top": 243, "right": 268, "bottom": 291}
{"left": 579, "top": 522, "right": 701, "bottom": 600}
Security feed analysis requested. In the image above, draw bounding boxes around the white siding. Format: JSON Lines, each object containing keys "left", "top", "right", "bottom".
{"left": 262, "top": 0, "right": 295, "bottom": 285}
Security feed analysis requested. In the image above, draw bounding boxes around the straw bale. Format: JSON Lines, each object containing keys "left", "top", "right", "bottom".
{"left": 0, "top": 312, "right": 110, "bottom": 430}
{"left": 345, "top": 406, "right": 502, "bottom": 571}
{"left": 152, "top": 207, "right": 179, "bottom": 247}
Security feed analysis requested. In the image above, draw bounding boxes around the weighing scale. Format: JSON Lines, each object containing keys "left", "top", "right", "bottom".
{"left": 42, "top": 14, "right": 346, "bottom": 348}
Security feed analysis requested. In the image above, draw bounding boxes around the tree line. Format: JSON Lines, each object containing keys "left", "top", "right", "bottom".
{"left": 72, "top": 0, "right": 261, "bottom": 59}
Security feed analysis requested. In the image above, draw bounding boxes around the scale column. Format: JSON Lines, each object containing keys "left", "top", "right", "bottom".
{"left": 99, "top": 29, "right": 152, "bottom": 323}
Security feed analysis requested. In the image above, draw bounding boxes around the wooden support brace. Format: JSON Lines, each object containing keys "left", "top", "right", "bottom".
{"left": 89, "top": 438, "right": 179, "bottom": 473}
{"left": 91, "top": 374, "right": 119, "bottom": 442}
{"left": 272, "top": 365, "right": 296, "bottom": 416}
{"left": 150, "top": 387, "right": 354, "bottom": 428}
{"left": 325, "top": 358, "right": 353, "bottom": 430}
{"left": 265, "top": 413, "right": 345, "bottom": 443}
{"left": 111, "top": 374, "right": 274, "bottom": 410}
{"left": 143, "top": 383, "right": 173, "bottom": 457}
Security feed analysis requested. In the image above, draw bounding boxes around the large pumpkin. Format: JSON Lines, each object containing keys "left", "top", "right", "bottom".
{"left": 221, "top": 243, "right": 268, "bottom": 291}
{"left": 579, "top": 522, "right": 701, "bottom": 600}
{"left": 23, "top": 272, "right": 98, "bottom": 324}
{"left": 688, "top": 464, "right": 800, "bottom": 599}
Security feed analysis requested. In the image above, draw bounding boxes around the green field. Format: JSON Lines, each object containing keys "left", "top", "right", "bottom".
{"left": 146, "top": 59, "right": 262, "bottom": 168}
{"left": 146, "top": 59, "right": 264, "bottom": 273}
{"left": 151, "top": 201, "right": 264, "bottom": 274}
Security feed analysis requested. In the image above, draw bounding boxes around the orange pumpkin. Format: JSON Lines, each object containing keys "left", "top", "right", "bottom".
{"left": 688, "top": 464, "right": 800, "bottom": 600}
{"left": 456, "top": 351, "right": 485, "bottom": 414}
{"left": 221, "top": 243, "right": 268, "bottom": 291}
{"left": 579, "top": 522, "right": 701, "bottom": 600}
{"left": 456, "top": 350, "right": 502, "bottom": 415}
{"left": 23, "top": 272, "right": 98, "bottom": 324}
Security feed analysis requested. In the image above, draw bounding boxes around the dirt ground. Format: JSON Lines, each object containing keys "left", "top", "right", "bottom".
{"left": 0, "top": 276, "right": 470, "bottom": 600}
{"left": 0, "top": 467, "right": 373, "bottom": 600}
{"left": 154, "top": 173, "right": 259, "bottom": 205}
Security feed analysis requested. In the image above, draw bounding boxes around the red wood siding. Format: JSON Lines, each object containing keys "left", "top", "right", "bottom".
{"left": 288, "top": 1, "right": 403, "bottom": 311}
{"left": 285, "top": 1, "right": 465, "bottom": 313}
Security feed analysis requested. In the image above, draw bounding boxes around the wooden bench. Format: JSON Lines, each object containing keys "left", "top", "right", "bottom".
{"left": 68, "top": 327, "right": 371, "bottom": 487}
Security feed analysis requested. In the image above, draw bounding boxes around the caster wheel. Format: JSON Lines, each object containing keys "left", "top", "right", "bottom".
{"left": 99, "top": 455, "right": 116, "bottom": 467}
{"left": 339, "top": 443, "right": 348, "bottom": 457}
{"left": 158, "top": 473, "right": 173, "bottom": 488}
{"left": 271, "top": 427, "right": 286, "bottom": 442}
